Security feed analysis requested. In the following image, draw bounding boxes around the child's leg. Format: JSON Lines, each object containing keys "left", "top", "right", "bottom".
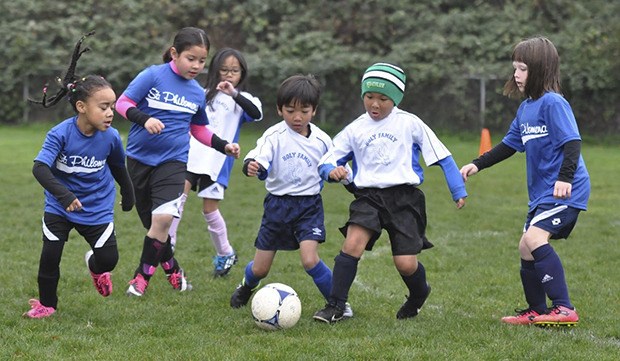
{"left": 329, "top": 224, "right": 371, "bottom": 308}
{"left": 203, "top": 205, "right": 234, "bottom": 256}
{"left": 519, "top": 258, "right": 547, "bottom": 313}
{"left": 531, "top": 243, "right": 572, "bottom": 308}
{"left": 38, "top": 239, "right": 65, "bottom": 309}
{"left": 243, "top": 250, "right": 276, "bottom": 287}
{"left": 300, "top": 240, "right": 332, "bottom": 300}
{"left": 135, "top": 235, "right": 165, "bottom": 280}
{"left": 396, "top": 256, "right": 429, "bottom": 299}
{"left": 36, "top": 213, "right": 72, "bottom": 309}
{"left": 168, "top": 192, "right": 188, "bottom": 249}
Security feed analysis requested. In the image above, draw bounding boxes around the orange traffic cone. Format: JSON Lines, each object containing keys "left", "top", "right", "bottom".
{"left": 478, "top": 128, "right": 492, "bottom": 155}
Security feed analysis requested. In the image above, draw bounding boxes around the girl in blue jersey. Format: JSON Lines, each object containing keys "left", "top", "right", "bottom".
{"left": 229, "top": 75, "right": 352, "bottom": 318}
{"left": 115, "top": 27, "right": 240, "bottom": 297}
{"left": 313, "top": 63, "right": 466, "bottom": 323}
{"left": 460, "top": 36, "right": 590, "bottom": 327}
{"left": 24, "top": 34, "right": 135, "bottom": 318}
{"left": 168, "top": 48, "right": 262, "bottom": 277}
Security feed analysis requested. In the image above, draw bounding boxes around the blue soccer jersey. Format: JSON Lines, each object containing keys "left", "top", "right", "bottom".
{"left": 34, "top": 117, "right": 126, "bottom": 224}
{"left": 502, "top": 92, "right": 590, "bottom": 211}
{"left": 123, "top": 63, "right": 209, "bottom": 166}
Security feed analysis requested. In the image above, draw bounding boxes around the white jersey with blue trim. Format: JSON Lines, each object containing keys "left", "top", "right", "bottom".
{"left": 187, "top": 91, "right": 262, "bottom": 187}
{"left": 321, "top": 107, "right": 452, "bottom": 189}
{"left": 502, "top": 92, "right": 590, "bottom": 211}
{"left": 245, "top": 121, "right": 332, "bottom": 196}
{"left": 123, "top": 63, "right": 209, "bottom": 166}
{"left": 34, "top": 117, "right": 126, "bottom": 224}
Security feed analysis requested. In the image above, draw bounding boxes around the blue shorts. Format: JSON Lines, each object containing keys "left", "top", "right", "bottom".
{"left": 524, "top": 204, "right": 581, "bottom": 239}
{"left": 255, "top": 194, "right": 325, "bottom": 251}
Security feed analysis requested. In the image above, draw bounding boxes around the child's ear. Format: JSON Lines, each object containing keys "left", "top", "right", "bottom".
{"left": 75, "top": 100, "right": 87, "bottom": 113}
{"left": 276, "top": 106, "right": 282, "bottom": 116}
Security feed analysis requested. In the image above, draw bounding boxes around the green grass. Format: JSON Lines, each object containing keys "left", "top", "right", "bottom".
{"left": 1, "top": 123, "right": 618, "bottom": 360}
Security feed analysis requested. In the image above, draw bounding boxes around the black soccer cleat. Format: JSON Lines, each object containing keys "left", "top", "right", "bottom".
{"left": 230, "top": 280, "right": 257, "bottom": 308}
{"left": 313, "top": 303, "right": 345, "bottom": 324}
{"left": 396, "top": 284, "right": 431, "bottom": 320}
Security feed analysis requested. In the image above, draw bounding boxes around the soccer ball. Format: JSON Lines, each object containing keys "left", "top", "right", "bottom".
{"left": 251, "top": 283, "right": 302, "bottom": 330}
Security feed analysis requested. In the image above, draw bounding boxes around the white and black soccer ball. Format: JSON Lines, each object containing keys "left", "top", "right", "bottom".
{"left": 251, "top": 283, "right": 301, "bottom": 330}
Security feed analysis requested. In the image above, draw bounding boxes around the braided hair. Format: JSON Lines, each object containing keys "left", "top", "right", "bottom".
{"left": 28, "top": 31, "right": 96, "bottom": 108}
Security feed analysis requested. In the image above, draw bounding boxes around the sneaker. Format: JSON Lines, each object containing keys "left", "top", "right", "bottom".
{"left": 126, "top": 273, "right": 149, "bottom": 297}
{"left": 343, "top": 302, "right": 354, "bottom": 318}
{"left": 313, "top": 303, "right": 345, "bottom": 324}
{"left": 213, "top": 253, "right": 238, "bottom": 277}
{"left": 532, "top": 305, "right": 579, "bottom": 327}
{"left": 396, "top": 284, "right": 432, "bottom": 319}
{"left": 230, "top": 280, "right": 258, "bottom": 308}
{"left": 501, "top": 308, "right": 541, "bottom": 325}
{"left": 167, "top": 268, "right": 192, "bottom": 292}
{"left": 85, "top": 250, "right": 112, "bottom": 297}
{"left": 23, "top": 299, "right": 55, "bottom": 319}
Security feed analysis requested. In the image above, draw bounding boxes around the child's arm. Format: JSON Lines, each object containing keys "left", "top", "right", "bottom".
{"left": 217, "top": 81, "right": 262, "bottom": 120}
{"left": 554, "top": 140, "right": 580, "bottom": 199}
{"left": 242, "top": 159, "right": 267, "bottom": 180}
{"left": 190, "top": 124, "right": 240, "bottom": 158}
{"left": 32, "top": 161, "right": 82, "bottom": 212}
{"left": 461, "top": 142, "right": 516, "bottom": 181}
{"left": 116, "top": 94, "right": 165, "bottom": 134}
{"left": 109, "top": 164, "right": 135, "bottom": 211}
{"left": 436, "top": 156, "right": 467, "bottom": 209}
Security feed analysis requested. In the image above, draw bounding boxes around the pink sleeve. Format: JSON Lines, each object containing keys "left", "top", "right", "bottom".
{"left": 190, "top": 124, "right": 214, "bottom": 147}
{"left": 115, "top": 94, "right": 138, "bottom": 118}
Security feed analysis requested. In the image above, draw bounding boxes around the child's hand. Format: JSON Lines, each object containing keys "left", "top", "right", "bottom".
{"left": 246, "top": 160, "right": 261, "bottom": 177}
{"left": 455, "top": 198, "right": 466, "bottom": 209}
{"left": 66, "top": 198, "right": 83, "bottom": 212}
{"left": 460, "top": 163, "right": 479, "bottom": 181}
{"left": 553, "top": 180, "right": 572, "bottom": 199}
{"left": 329, "top": 166, "right": 349, "bottom": 182}
{"left": 225, "top": 143, "right": 241, "bottom": 159}
{"left": 145, "top": 118, "right": 165, "bottom": 134}
{"left": 216, "top": 81, "right": 236, "bottom": 97}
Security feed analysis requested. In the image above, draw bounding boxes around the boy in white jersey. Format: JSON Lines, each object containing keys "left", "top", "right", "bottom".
{"left": 229, "top": 75, "right": 352, "bottom": 318}
{"left": 313, "top": 63, "right": 466, "bottom": 323}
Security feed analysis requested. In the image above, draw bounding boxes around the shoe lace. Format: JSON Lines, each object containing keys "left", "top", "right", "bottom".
{"left": 169, "top": 271, "right": 182, "bottom": 289}
{"left": 95, "top": 273, "right": 110, "bottom": 290}
{"left": 131, "top": 275, "right": 148, "bottom": 292}
{"left": 514, "top": 308, "right": 537, "bottom": 317}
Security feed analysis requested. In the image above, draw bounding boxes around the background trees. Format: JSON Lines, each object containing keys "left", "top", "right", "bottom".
{"left": 2, "top": 0, "right": 618, "bottom": 135}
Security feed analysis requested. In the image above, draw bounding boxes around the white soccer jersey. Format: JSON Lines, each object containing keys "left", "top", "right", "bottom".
{"left": 321, "top": 108, "right": 452, "bottom": 189}
{"left": 187, "top": 91, "right": 262, "bottom": 187}
{"left": 245, "top": 121, "right": 332, "bottom": 196}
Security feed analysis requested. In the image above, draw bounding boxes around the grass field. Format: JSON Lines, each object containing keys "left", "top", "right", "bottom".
{"left": 0, "top": 122, "right": 618, "bottom": 360}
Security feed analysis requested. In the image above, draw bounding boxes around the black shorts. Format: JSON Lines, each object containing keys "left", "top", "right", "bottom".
{"left": 186, "top": 172, "right": 215, "bottom": 192}
{"left": 340, "top": 185, "right": 433, "bottom": 255}
{"left": 127, "top": 158, "right": 186, "bottom": 229}
{"left": 42, "top": 212, "right": 117, "bottom": 249}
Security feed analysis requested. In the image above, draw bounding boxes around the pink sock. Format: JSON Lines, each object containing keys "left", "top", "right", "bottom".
{"left": 168, "top": 193, "right": 188, "bottom": 248}
{"left": 204, "top": 210, "right": 233, "bottom": 256}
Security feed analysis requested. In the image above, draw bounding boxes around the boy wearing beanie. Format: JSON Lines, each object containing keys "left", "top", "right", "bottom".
{"left": 313, "top": 63, "right": 467, "bottom": 323}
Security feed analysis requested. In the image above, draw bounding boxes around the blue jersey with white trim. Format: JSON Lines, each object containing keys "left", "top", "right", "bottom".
{"left": 502, "top": 92, "right": 590, "bottom": 211}
{"left": 34, "top": 117, "right": 126, "bottom": 224}
{"left": 123, "top": 63, "right": 208, "bottom": 166}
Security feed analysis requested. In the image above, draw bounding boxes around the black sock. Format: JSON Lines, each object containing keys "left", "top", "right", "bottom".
{"left": 330, "top": 251, "right": 359, "bottom": 309}
{"left": 400, "top": 262, "right": 429, "bottom": 299}
{"left": 38, "top": 240, "right": 65, "bottom": 309}
{"left": 135, "top": 236, "right": 165, "bottom": 280}
{"left": 160, "top": 236, "right": 179, "bottom": 275}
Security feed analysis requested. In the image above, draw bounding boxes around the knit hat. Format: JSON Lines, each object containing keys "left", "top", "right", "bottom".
{"left": 361, "top": 63, "right": 406, "bottom": 106}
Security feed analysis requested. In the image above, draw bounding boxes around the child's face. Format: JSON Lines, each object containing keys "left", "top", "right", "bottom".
{"left": 363, "top": 92, "right": 394, "bottom": 121}
{"left": 512, "top": 61, "right": 528, "bottom": 93}
{"left": 278, "top": 101, "right": 316, "bottom": 136}
{"left": 172, "top": 45, "right": 208, "bottom": 80}
{"left": 76, "top": 87, "right": 116, "bottom": 135}
{"left": 219, "top": 55, "right": 242, "bottom": 87}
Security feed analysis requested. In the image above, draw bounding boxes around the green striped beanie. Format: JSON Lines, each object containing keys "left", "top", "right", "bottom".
{"left": 361, "top": 63, "right": 406, "bottom": 106}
